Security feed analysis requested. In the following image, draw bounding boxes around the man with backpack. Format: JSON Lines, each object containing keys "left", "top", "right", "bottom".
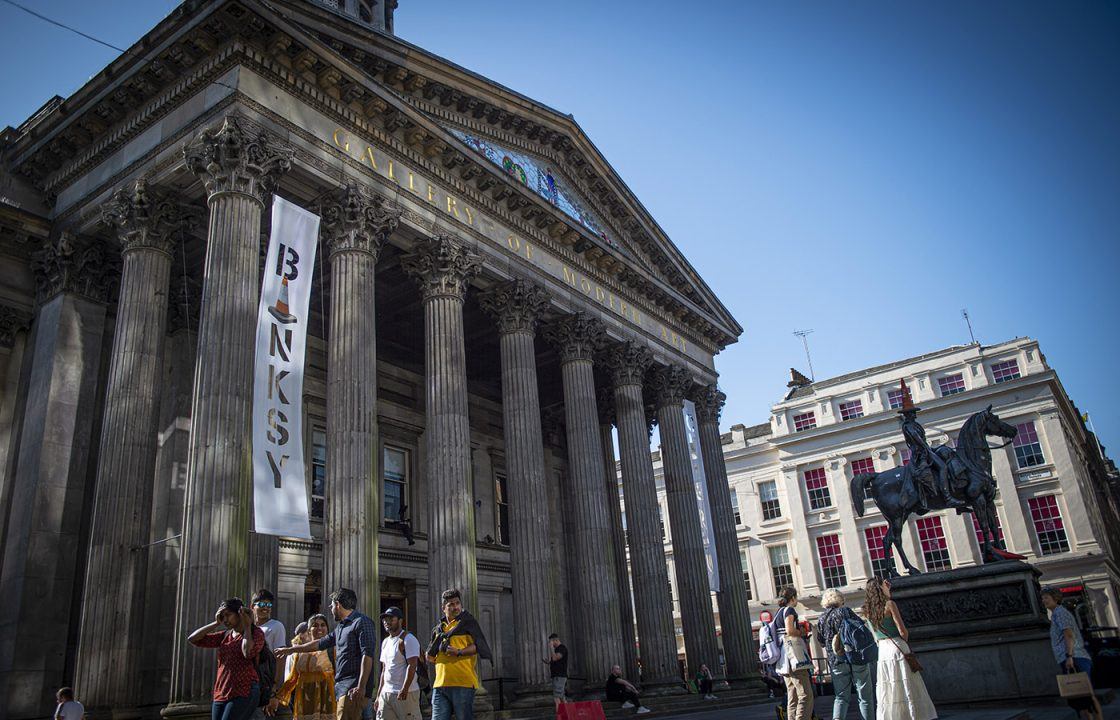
{"left": 375, "top": 607, "right": 422, "bottom": 720}
{"left": 816, "top": 589, "right": 875, "bottom": 720}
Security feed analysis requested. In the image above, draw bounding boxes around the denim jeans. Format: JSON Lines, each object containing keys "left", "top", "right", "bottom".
{"left": 831, "top": 662, "right": 873, "bottom": 720}
{"left": 212, "top": 683, "right": 260, "bottom": 720}
{"left": 431, "top": 686, "right": 476, "bottom": 720}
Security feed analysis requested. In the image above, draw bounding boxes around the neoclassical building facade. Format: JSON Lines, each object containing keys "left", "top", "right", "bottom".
{"left": 0, "top": 1, "right": 754, "bottom": 717}
{"left": 649, "top": 338, "right": 1120, "bottom": 660}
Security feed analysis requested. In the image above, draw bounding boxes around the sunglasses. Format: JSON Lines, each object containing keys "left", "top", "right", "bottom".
{"left": 254, "top": 602, "right": 274, "bottom": 609}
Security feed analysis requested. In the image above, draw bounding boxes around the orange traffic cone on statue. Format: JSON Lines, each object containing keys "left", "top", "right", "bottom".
{"left": 268, "top": 276, "right": 298, "bottom": 324}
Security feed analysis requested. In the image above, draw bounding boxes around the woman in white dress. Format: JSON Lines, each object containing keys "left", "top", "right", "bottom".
{"left": 863, "top": 578, "right": 937, "bottom": 720}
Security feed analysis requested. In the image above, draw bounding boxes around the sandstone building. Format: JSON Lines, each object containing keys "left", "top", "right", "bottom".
{"left": 0, "top": 1, "right": 753, "bottom": 716}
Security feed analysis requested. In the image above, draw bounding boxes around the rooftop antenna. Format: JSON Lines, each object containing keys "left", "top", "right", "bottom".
{"left": 961, "top": 309, "right": 977, "bottom": 345}
{"left": 793, "top": 329, "right": 816, "bottom": 381}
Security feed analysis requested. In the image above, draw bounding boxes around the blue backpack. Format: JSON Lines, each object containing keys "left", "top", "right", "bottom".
{"left": 836, "top": 612, "right": 877, "bottom": 665}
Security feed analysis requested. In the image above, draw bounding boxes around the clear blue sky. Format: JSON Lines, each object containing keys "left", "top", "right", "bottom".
{"left": 2, "top": 1, "right": 1118, "bottom": 452}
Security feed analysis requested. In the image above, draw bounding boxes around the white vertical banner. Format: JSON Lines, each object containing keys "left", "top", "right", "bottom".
{"left": 683, "top": 399, "right": 720, "bottom": 592}
{"left": 252, "top": 196, "right": 319, "bottom": 539}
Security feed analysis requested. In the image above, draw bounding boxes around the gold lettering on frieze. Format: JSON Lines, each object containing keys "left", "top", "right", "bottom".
{"left": 447, "top": 196, "right": 460, "bottom": 218}
{"left": 408, "top": 171, "right": 418, "bottom": 193}
{"left": 427, "top": 181, "right": 436, "bottom": 205}
{"left": 388, "top": 160, "right": 397, "bottom": 182}
{"left": 333, "top": 129, "right": 350, "bottom": 152}
{"left": 364, "top": 146, "right": 378, "bottom": 169}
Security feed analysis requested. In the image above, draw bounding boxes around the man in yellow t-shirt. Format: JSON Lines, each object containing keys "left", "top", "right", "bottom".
{"left": 426, "top": 589, "right": 491, "bottom": 720}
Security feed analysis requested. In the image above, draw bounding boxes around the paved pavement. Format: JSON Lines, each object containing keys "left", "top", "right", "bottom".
{"left": 658, "top": 694, "right": 1117, "bottom": 720}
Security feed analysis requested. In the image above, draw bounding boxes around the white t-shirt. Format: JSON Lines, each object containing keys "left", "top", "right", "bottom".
{"left": 55, "top": 700, "right": 84, "bottom": 720}
{"left": 380, "top": 631, "right": 421, "bottom": 693}
{"left": 260, "top": 618, "right": 287, "bottom": 652}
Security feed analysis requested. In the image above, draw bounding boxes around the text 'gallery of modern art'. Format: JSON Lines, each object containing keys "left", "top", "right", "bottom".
{"left": 0, "top": 1, "right": 754, "bottom": 717}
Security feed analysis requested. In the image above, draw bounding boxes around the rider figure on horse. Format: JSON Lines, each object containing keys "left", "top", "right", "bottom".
{"left": 897, "top": 381, "right": 967, "bottom": 510}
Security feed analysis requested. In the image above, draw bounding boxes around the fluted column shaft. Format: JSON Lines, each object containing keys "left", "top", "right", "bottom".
{"left": 652, "top": 366, "right": 719, "bottom": 676}
{"left": 543, "top": 314, "right": 624, "bottom": 684}
{"left": 169, "top": 116, "right": 292, "bottom": 711}
{"left": 76, "top": 179, "right": 180, "bottom": 714}
{"left": 694, "top": 386, "right": 756, "bottom": 682}
{"left": 322, "top": 183, "right": 399, "bottom": 616}
{"left": 480, "top": 280, "right": 553, "bottom": 692}
{"left": 606, "top": 344, "right": 679, "bottom": 689}
{"left": 403, "top": 236, "right": 481, "bottom": 615}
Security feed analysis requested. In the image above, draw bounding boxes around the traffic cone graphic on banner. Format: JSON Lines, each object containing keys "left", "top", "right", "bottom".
{"left": 268, "top": 276, "right": 298, "bottom": 324}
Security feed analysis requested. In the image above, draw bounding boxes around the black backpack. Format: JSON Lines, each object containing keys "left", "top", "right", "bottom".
{"left": 255, "top": 636, "right": 277, "bottom": 707}
{"left": 398, "top": 632, "right": 431, "bottom": 691}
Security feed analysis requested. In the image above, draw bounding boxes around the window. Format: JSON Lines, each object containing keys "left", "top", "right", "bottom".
{"left": 383, "top": 445, "right": 409, "bottom": 522}
{"left": 839, "top": 400, "right": 864, "bottom": 421}
{"left": 804, "top": 468, "right": 832, "bottom": 510}
{"left": 311, "top": 429, "right": 326, "bottom": 520}
{"left": 991, "top": 359, "right": 1021, "bottom": 384}
{"left": 900, "top": 447, "right": 912, "bottom": 466}
{"left": 1013, "top": 421, "right": 1046, "bottom": 468}
{"left": 937, "top": 373, "right": 966, "bottom": 396}
{"left": 730, "top": 488, "right": 742, "bottom": 525}
{"left": 760, "top": 481, "right": 781, "bottom": 520}
{"left": 659, "top": 506, "right": 666, "bottom": 540}
{"left": 865, "top": 525, "right": 892, "bottom": 578}
{"left": 816, "top": 534, "right": 847, "bottom": 588}
{"left": 971, "top": 510, "right": 1005, "bottom": 548}
{"left": 851, "top": 457, "right": 877, "bottom": 500}
{"left": 793, "top": 411, "right": 817, "bottom": 432}
{"left": 887, "top": 385, "right": 909, "bottom": 410}
{"left": 916, "top": 516, "right": 951, "bottom": 571}
{"left": 740, "top": 547, "right": 753, "bottom": 601}
{"left": 769, "top": 544, "right": 794, "bottom": 591}
{"left": 1028, "top": 496, "right": 1070, "bottom": 555}
{"left": 495, "top": 474, "right": 510, "bottom": 546}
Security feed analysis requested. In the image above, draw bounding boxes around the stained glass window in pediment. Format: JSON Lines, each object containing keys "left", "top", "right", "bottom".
{"left": 449, "top": 129, "right": 619, "bottom": 250}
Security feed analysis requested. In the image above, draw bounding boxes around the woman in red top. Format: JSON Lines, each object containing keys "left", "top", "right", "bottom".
{"left": 188, "top": 597, "right": 266, "bottom": 720}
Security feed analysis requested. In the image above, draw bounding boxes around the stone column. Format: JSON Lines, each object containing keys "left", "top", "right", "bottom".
{"left": 320, "top": 181, "right": 399, "bottom": 618}
{"left": 542, "top": 314, "right": 624, "bottom": 686}
{"left": 402, "top": 235, "right": 481, "bottom": 614}
{"left": 596, "top": 387, "right": 640, "bottom": 684}
{"left": 649, "top": 364, "right": 719, "bottom": 676}
{"left": 74, "top": 179, "right": 181, "bottom": 716}
{"left": 0, "top": 234, "right": 114, "bottom": 719}
{"left": 602, "top": 343, "right": 680, "bottom": 690}
{"left": 0, "top": 304, "right": 32, "bottom": 582}
{"left": 478, "top": 279, "right": 554, "bottom": 699}
{"left": 692, "top": 384, "right": 757, "bottom": 684}
{"left": 167, "top": 116, "right": 292, "bottom": 714}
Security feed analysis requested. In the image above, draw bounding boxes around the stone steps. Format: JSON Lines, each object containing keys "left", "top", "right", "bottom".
{"left": 489, "top": 684, "right": 774, "bottom": 720}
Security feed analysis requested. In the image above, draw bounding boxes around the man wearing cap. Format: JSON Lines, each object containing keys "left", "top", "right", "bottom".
{"left": 277, "top": 587, "right": 378, "bottom": 720}
{"left": 375, "top": 607, "right": 422, "bottom": 720}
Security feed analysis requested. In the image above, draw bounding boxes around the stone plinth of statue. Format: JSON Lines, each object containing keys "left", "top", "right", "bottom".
{"left": 889, "top": 560, "right": 1054, "bottom": 704}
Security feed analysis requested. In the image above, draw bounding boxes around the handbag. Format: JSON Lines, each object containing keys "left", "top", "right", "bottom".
{"left": 890, "top": 636, "right": 923, "bottom": 673}
{"left": 1057, "top": 670, "right": 1094, "bottom": 699}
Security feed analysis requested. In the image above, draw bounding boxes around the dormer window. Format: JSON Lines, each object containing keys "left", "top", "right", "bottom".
{"left": 991, "top": 359, "right": 1021, "bottom": 383}
{"left": 793, "top": 411, "right": 817, "bottom": 432}
{"left": 937, "top": 373, "right": 966, "bottom": 396}
{"left": 839, "top": 399, "right": 864, "bottom": 421}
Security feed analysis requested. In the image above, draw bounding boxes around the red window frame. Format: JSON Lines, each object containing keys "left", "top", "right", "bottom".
{"left": 971, "top": 510, "right": 1005, "bottom": 547}
{"left": 916, "top": 516, "right": 951, "bottom": 571}
{"left": 804, "top": 468, "right": 832, "bottom": 510}
{"left": 839, "top": 399, "right": 864, "bottom": 421}
{"left": 937, "top": 373, "right": 966, "bottom": 396}
{"left": 851, "top": 457, "right": 876, "bottom": 500}
{"left": 991, "top": 359, "right": 1021, "bottom": 383}
{"left": 816, "top": 533, "right": 847, "bottom": 588}
{"left": 793, "top": 411, "right": 817, "bottom": 432}
{"left": 900, "top": 447, "right": 912, "bottom": 466}
{"left": 887, "top": 387, "right": 907, "bottom": 410}
{"left": 1013, "top": 421, "right": 1045, "bottom": 468}
{"left": 865, "top": 525, "right": 892, "bottom": 578}
{"left": 1028, "top": 495, "right": 1070, "bottom": 555}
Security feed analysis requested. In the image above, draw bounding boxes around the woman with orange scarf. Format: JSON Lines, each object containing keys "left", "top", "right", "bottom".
{"left": 277, "top": 614, "right": 335, "bottom": 719}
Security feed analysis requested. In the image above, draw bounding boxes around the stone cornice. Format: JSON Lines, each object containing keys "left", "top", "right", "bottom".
{"left": 602, "top": 341, "right": 653, "bottom": 388}
{"left": 31, "top": 233, "right": 119, "bottom": 305}
{"left": 476, "top": 278, "right": 551, "bottom": 336}
{"left": 400, "top": 234, "right": 482, "bottom": 301}
{"left": 542, "top": 312, "right": 605, "bottom": 364}
{"left": 101, "top": 177, "right": 183, "bottom": 256}
{"left": 648, "top": 364, "right": 693, "bottom": 409}
{"left": 318, "top": 180, "right": 400, "bottom": 260}
{"left": 183, "top": 114, "right": 293, "bottom": 204}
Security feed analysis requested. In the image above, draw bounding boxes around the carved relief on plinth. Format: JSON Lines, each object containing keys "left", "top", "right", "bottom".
{"left": 400, "top": 234, "right": 482, "bottom": 300}
{"left": 542, "top": 312, "right": 605, "bottom": 363}
{"left": 101, "top": 177, "right": 183, "bottom": 256}
{"left": 477, "top": 278, "right": 551, "bottom": 335}
{"left": 648, "top": 364, "right": 693, "bottom": 408}
{"left": 183, "top": 115, "right": 294, "bottom": 204}
{"left": 31, "top": 232, "right": 119, "bottom": 304}
{"left": 691, "top": 383, "right": 726, "bottom": 424}
{"left": 318, "top": 180, "right": 402, "bottom": 260}
{"left": 602, "top": 341, "right": 653, "bottom": 388}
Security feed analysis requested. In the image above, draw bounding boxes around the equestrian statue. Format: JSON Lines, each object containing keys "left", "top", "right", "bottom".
{"left": 851, "top": 380, "right": 1020, "bottom": 576}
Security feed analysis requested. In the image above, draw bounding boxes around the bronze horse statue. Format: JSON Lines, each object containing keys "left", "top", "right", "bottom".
{"left": 851, "top": 405, "right": 1018, "bottom": 576}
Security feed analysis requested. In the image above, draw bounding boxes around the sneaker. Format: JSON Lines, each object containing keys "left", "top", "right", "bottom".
{"left": 708, "top": 694, "right": 717, "bottom": 700}
{"left": 636, "top": 708, "right": 651, "bottom": 714}
{"left": 621, "top": 702, "right": 635, "bottom": 709}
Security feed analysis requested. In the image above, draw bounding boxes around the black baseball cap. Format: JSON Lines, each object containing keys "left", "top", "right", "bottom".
{"left": 380, "top": 606, "right": 404, "bottom": 619}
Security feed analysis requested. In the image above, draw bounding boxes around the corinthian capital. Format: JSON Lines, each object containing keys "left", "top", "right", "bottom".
{"left": 101, "top": 177, "right": 182, "bottom": 255}
{"left": 31, "top": 233, "right": 119, "bottom": 304}
{"left": 0, "top": 303, "right": 33, "bottom": 348}
{"left": 542, "top": 312, "right": 605, "bottom": 364}
{"left": 602, "top": 341, "right": 653, "bottom": 388}
{"left": 183, "top": 115, "right": 293, "bottom": 204}
{"left": 319, "top": 181, "right": 401, "bottom": 260}
{"left": 477, "top": 278, "right": 552, "bottom": 335}
{"left": 401, "top": 234, "right": 482, "bottom": 301}
{"left": 648, "top": 364, "right": 693, "bottom": 408}
{"left": 691, "top": 383, "right": 726, "bottom": 424}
